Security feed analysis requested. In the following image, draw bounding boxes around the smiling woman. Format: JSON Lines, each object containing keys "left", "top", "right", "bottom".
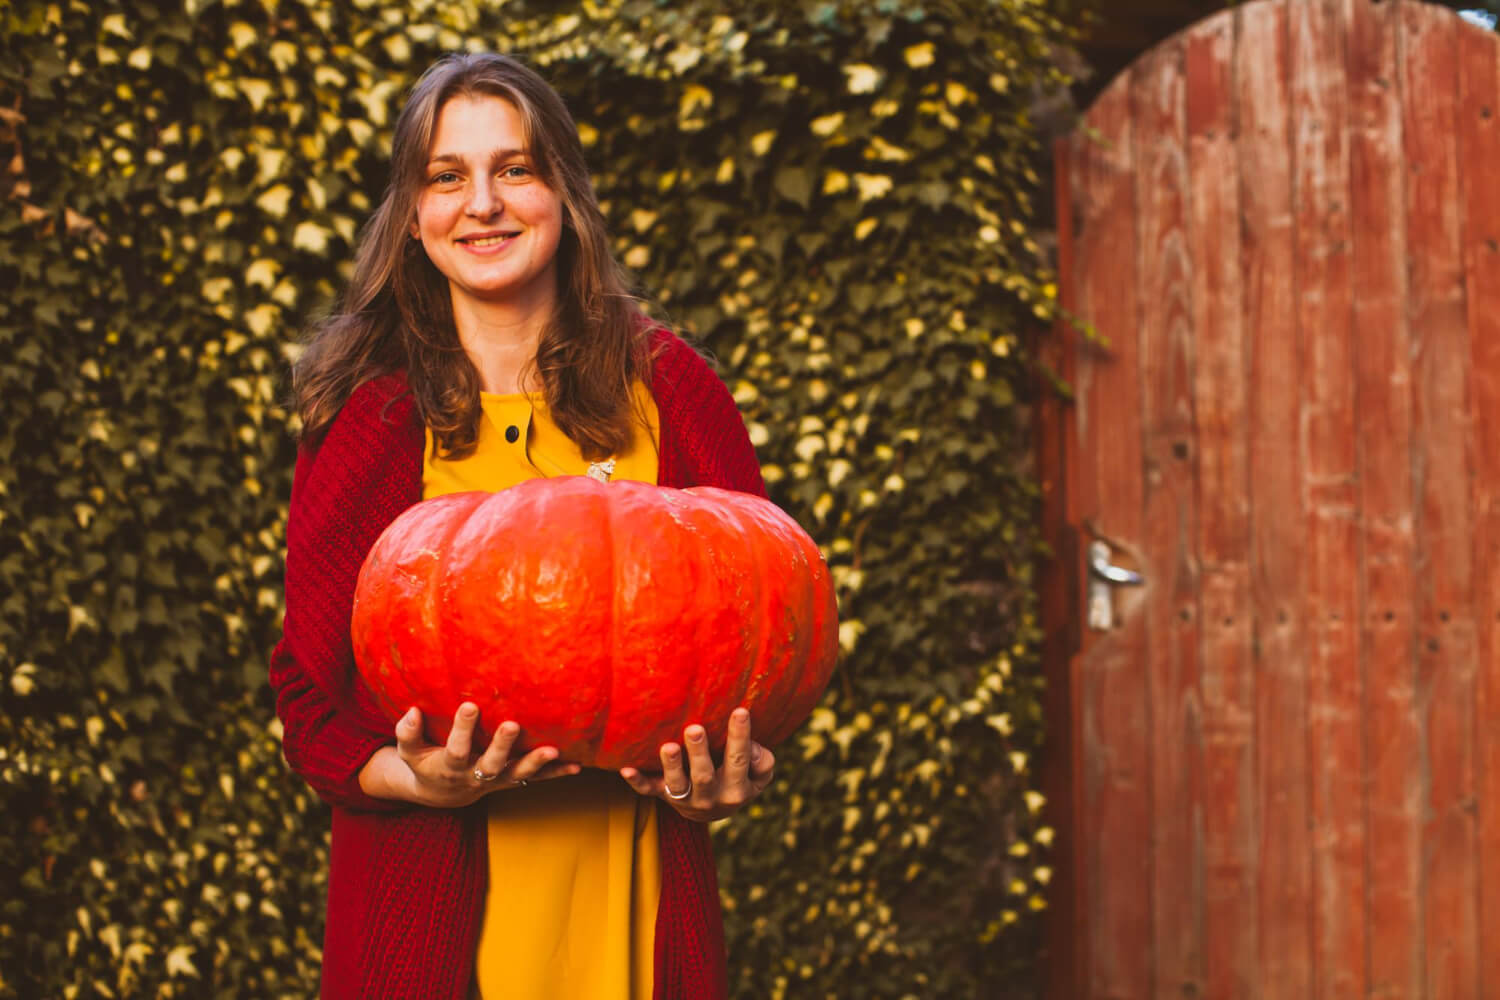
{"left": 413, "top": 97, "right": 564, "bottom": 367}
{"left": 268, "top": 52, "right": 776, "bottom": 1000}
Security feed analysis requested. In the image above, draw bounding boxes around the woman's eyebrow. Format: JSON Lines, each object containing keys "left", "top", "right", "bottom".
{"left": 426, "top": 148, "right": 527, "bottom": 166}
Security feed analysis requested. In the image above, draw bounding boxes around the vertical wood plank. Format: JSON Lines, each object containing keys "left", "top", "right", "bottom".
{"left": 1071, "top": 75, "right": 1153, "bottom": 1000}
{"left": 1040, "top": 135, "right": 1081, "bottom": 1000}
{"left": 1398, "top": 5, "right": 1480, "bottom": 998}
{"left": 1348, "top": 1, "right": 1423, "bottom": 995}
{"left": 1455, "top": 19, "right": 1500, "bottom": 999}
{"left": 1131, "top": 37, "right": 1204, "bottom": 1000}
{"left": 1235, "top": 5, "right": 1312, "bottom": 998}
{"left": 1184, "top": 11, "right": 1257, "bottom": 999}
{"left": 1289, "top": 1, "right": 1366, "bottom": 996}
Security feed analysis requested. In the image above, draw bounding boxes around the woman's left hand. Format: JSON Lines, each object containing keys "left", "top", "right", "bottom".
{"left": 619, "top": 708, "right": 776, "bottom": 822}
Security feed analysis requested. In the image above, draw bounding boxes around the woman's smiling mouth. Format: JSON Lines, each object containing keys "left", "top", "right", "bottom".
{"left": 458, "top": 231, "right": 520, "bottom": 250}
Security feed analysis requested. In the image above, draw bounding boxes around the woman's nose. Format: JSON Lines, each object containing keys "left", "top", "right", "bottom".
{"left": 465, "top": 179, "right": 501, "bottom": 219}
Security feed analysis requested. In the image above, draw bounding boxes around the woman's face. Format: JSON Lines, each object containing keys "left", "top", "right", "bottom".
{"left": 414, "top": 94, "right": 564, "bottom": 315}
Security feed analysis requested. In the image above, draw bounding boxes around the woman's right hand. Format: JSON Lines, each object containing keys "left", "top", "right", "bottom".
{"left": 358, "top": 702, "right": 580, "bottom": 808}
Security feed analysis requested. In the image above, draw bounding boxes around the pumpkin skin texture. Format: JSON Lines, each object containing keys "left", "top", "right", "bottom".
{"left": 350, "top": 477, "right": 839, "bottom": 770}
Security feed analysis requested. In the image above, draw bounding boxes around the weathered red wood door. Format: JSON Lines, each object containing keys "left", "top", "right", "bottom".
{"left": 1040, "top": 1, "right": 1500, "bottom": 997}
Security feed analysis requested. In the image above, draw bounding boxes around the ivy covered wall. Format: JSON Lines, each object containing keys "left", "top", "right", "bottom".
{"left": 0, "top": 1, "right": 1070, "bottom": 996}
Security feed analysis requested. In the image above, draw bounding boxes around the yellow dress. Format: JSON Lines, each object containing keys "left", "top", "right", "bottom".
{"left": 422, "top": 385, "right": 662, "bottom": 1000}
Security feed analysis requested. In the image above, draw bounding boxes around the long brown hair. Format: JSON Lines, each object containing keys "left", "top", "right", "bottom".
{"left": 291, "top": 52, "right": 650, "bottom": 460}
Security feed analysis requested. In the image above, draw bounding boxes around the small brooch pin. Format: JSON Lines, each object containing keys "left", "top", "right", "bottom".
{"left": 586, "top": 459, "right": 616, "bottom": 482}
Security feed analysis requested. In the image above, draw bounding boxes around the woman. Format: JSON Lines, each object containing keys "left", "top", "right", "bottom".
{"left": 269, "top": 52, "right": 776, "bottom": 1000}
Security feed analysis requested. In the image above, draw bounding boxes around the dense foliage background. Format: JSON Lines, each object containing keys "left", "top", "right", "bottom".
{"left": 0, "top": 0, "right": 1069, "bottom": 996}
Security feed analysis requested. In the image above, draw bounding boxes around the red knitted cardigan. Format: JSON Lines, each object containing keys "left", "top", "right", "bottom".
{"left": 268, "top": 330, "right": 765, "bottom": 1000}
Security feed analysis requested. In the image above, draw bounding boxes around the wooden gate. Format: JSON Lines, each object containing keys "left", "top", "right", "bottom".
{"left": 1040, "top": 1, "right": 1500, "bottom": 997}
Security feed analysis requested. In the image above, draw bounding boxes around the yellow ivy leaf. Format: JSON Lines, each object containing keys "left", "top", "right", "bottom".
{"left": 245, "top": 259, "right": 279, "bottom": 289}
{"left": 853, "top": 173, "right": 892, "bottom": 201}
{"left": 750, "top": 130, "right": 776, "bottom": 156}
{"left": 810, "top": 112, "right": 845, "bottom": 137}
{"left": 715, "top": 157, "right": 734, "bottom": 183}
{"left": 201, "top": 277, "right": 233, "bottom": 303}
{"left": 245, "top": 304, "right": 278, "bottom": 337}
{"left": 165, "top": 945, "right": 198, "bottom": 978}
{"left": 904, "top": 42, "right": 935, "bottom": 68}
{"left": 292, "top": 222, "right": 331, "bottom": 254}
{"left": 269, "top": 40, "right": 298, "bottom": 71}
{"left": 679, "top": 84, "right": 713, "bottom": 118}
{"left": 255, "top": 184, "right": 293, "bottom": 217}
{"left": 865, "top": 136, "right": 910, "bottom": 163}
{"left": 256, "top": 147, "right": 286, "bottom": 185}
{"left": 822, "top": 170, "right": 849, "bottom": 196}
{"left": 838, "top": 619, "right": 865, "bottom": 653}
{"left": 853, "top": 218, "right": 877, "bottom": 241}
{"left": 667, "top": 45, "right": 702, "bottom": 74}
{"left": 383, "top": 34, "right": 411, "bottom": 64}
{"left": 842, "top": 63, "right": 881, "bottom": 94}
{"left": 576, "top": 122, "right": 599, "bottom": 147}
{"left": 101, "top": 14, "right": 133, "bottom": 39}
{"left": 237, "top": 78, "right": 273, "bottom": 112}
{"left": 126, "top": 46, "right": 152, "bottom": 70}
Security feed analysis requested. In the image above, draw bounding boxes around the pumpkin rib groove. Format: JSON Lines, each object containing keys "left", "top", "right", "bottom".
{"left": 601, "top": 479, "right": 621, "bottom": 766}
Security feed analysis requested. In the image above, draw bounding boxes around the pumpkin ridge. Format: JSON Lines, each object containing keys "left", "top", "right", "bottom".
{"left": 600, "top": 477, "right": 620, "bottom": 766}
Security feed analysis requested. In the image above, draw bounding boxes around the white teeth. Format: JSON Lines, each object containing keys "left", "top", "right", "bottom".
{"left": 463, "top": 235, "right": 514, "bottom": 246}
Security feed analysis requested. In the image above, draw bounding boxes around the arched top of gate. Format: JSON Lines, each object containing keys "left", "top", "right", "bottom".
{"left": 1073, "top": 0, "right": 1499, "bottom": 135}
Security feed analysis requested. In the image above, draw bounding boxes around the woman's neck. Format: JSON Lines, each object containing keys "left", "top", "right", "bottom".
{"left": 451, "top": 290, "right": 554, "bottom": 395}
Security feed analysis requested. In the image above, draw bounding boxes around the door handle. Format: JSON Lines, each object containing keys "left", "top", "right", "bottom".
{"left": 1089, "top": 541, "right": 1143, "bottom": 585}
{"left": 1087, "top": 540, "right": 1143, "bottom": 630}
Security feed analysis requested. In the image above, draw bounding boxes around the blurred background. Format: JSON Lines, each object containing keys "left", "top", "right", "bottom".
{"left": 1, "top": 1, "right": 1496, "bottom": 998}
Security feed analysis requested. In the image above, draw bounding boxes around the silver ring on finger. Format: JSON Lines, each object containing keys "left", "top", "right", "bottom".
{"left": 473, "top": 767, "right": 500, "bottom": 783}
{"left": 512, "top": 776, "right": 529, "bottom": 788}
{"left": 665, "top": 781, "right": 692, "bottom": 800}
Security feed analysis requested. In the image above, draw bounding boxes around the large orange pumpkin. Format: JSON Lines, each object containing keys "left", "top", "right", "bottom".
{"left": 350, "top": 477, "right": 839, "bottom": 770}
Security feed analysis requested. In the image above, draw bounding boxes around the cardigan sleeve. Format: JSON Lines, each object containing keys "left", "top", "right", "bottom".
{"left": 648, "top": 329, "right": 768, "bottom": 499}
{"left": 268, "top": 376, "right": 425, "bottom": 812}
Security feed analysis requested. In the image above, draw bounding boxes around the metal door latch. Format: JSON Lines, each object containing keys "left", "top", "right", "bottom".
{"left": 1087, "top": 540, "right": 1144, "bottom": 631}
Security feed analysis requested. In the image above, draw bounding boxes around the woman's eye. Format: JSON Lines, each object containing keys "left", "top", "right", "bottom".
{"left": 501, "top": 165, "right": 531, "bottom": 180}
{"left": 430, "top": 171, "right": 460, "bottom": 185}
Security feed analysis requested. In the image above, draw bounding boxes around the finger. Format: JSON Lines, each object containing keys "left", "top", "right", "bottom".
{"left": 443, "top": 702, "right": 480, "bottom": 770}
{"left": 471, "top": 720, "right": 520, "bottom": 779}
{"left": 720, "top": 708, "right": 753, "bottom": 790}
{"left": 527, "top": 759, "right": 582, "bottom": 783}
{"left": 395, "top": 707, "right": 427, "bottom": 758}
{"left": 619, "top": 767, "right": 661, "bottom": 797}
{"left": 658, "top": 742, "right": 692, "bottom": 798}
{"left": 507, "top": 744, "right": 559, "bottom": 781}
{"left": 681, "top": 724, "right": 716, "bottom": 792}
{"left": 749, "top": 742, "right": 777, "bottom": 790}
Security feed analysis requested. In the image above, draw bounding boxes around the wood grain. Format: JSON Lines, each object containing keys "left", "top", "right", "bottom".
{"left": 1186, "top": 11, "right": 1258, "bottom": 998}
{"left": 1234, "top": 4, "right": 1312, "bottom": 998}
{"left": 1455, "top": 16, "right": 1500, "bottom": 998}
{"left": 1289, "top": 1, "right": 1365, "bottom": 996}
{"left": 1399, "top": 4, "right": 1480, "bottom": 997}
{"left": 1348, "top": 1, "right": 1422, "bottom": 995}
{"left": 1050, "top": 3, "right": 1500, "bottom": 996}
{"left": 1071, "top": 73, "right": 1153, "bottom": 1000}
{"left": 1131, "top": 36, "right": 1204, "bottom": 1000}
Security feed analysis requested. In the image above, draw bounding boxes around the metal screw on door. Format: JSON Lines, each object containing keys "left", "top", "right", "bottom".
{"left": 1087, "top": 540, "right": 1144, "bottom": 631}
